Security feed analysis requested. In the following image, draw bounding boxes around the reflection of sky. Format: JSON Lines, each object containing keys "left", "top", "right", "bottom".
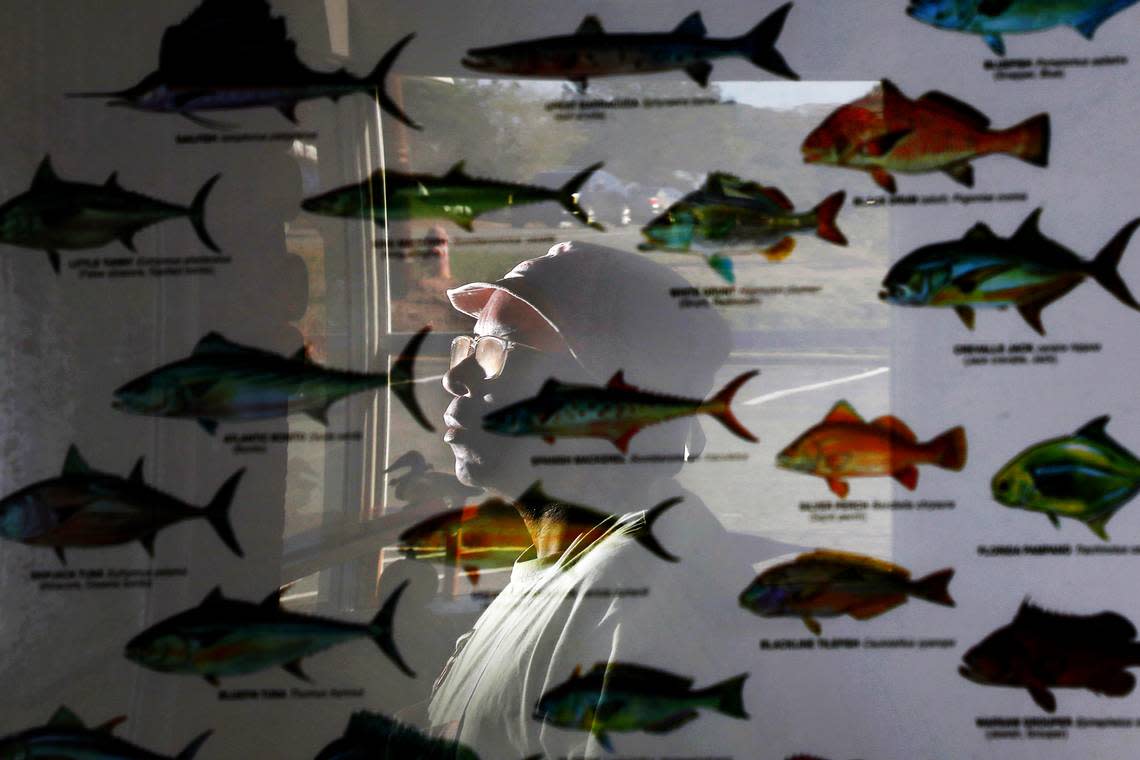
{"left": 719, "top": 80, "right": 876, "bottom": 110}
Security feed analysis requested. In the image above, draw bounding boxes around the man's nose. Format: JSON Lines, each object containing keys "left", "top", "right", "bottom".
{"left": 442, "top": 354, "right": 485, "bottom": 398}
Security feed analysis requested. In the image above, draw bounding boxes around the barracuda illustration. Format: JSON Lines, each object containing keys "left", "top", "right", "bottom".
{"left": 67, "top": 0, "right": 419, "bottom": 129}
{"left": 0, "top": 707, "right": 211, "bottom": 760}
{"left": 961, "top": 601, "right": 1140, "bottom": 712}
{"left": 483, "top": 370, "right": 759, "bottom": 454}
{"left": 639, "top": 172, "right": 846, "bottom": 283}
{"left": 302, "top": 161, "right": 604, "bottom": 232}
{"left": 398, "top": 482, "right": 682, "bottom": 583}
{"left": 126, "top": 581, "right": 414, "bottom": 684}
{"left": 0, "top": 446, "right": 243, "bottom": 564}
{"left": 535, "top": 663, "right": 748, "bottom": 752}
{"left": 802, "top": 80, "right": 1048, "bottom": 193}
{"left": 0, "top": 157, "right": 219, "bottom": 274}
{"left": 314, "top": 711, "right": 481, "bottom": 760}
{"left": 880, "top": 209, "right": 1140, "bottom": 335}
{"left": 993, "top": 416, "right": 1140, "bottom": 540}
{"left": 908, "top": 0, "right": 1140, "bottom": 55}
{"left": 113, "top": 326, "right": 433, "bottom": 435}
{"left": 385, "top": 450, "right": 484, "bottom": 508}
{"left": 463, "top": 4, "right": 798, "bottom": 91}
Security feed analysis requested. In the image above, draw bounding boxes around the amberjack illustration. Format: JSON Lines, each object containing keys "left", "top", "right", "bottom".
{"left": 67, "top": 0, "right": 420, "bottom": 129}
{"left": 113, "top": 326, "right": 434, "bottom": 435}
{"left": 126, "top": 581, "right": 415, "bottom": 684}
{"left": 0, "top": 156, "right": 219, "bottom": 274}
{"left": 302, "top": 161, "right": 605, "bottom": 232}
{"left": 0, "top": 707, "right": 211, "bottom": 760}
{"left": 0, "top": 446, "right": 244, "bottom": 564}
{"left": 462, "top": 4, "right": 799, "bottom": 91}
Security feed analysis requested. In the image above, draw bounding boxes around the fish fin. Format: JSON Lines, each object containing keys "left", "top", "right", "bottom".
{"left": 191, "top": 331, "right": 247, "bottom": 355}
{"left": 464, "top": 565, "right": 480, "bottom": 585}
{"left": 48, "top": 706, "right": 85, "bottom": 728}
{"left": 941, "top": 162, "right": 974, "bottom": 188}
{"left": 699, "top": 673, "right": 749, "bottom": 719}
{"left": 1028, "top": 686, "right": 1056, "bottom": 713}
{"left": 305, "top": 406, "right": 331, "bottom": 426}
{"left": 813, "top": 191, "right": 847, "bottom": 245}
{"left": 1048, "top": 513, "right": 1060, "bottom": 529}
{"left": 708, "top": 253, "right": 735, "bottom": 283}
{"left": 826, "top": 478, "right": 849, "bottom": 498}
{"left": 575, "top": 15, "right": 605, "bottom": 35}
{"left": 928, "top": 426, "right": 967, "bottom": 471}
{"left": 175, "top": 730, "right": 213, "bottom": 760}
{"left": 953, "top": 305, "right": 976, "bottom": 330}
{"left": 870, "top": 415, "right": 917, "bottom": 442}
{"left": 53, "top": 546, "right": 67, "bottom": 564}
{"left": 204, "top": 675, "right": 220, "bottom": 687}
{"left": 684, "top": 61, "right": 713, "bottom": 88}
{"left": 1089, "top": 217, "right": 1140, "bottom": 312}
{"left": 47, "top": 249, "right": 61, "bottom": 274}
{"left": 848, "top": 594, "right": 908, "bottom": 620}
{"left": 1074, "top": 11, "right": 1112, "bottom": 40}
{"left": 893, "top": 465, "right": 919, "bottom": 490}
{"left": 1012, "top": 207, "right": 1044, "bottom": 242}
{"left": 917, "top": 92, "right": 992, "bottom": 129}
{"left": 862, "top": 129, "right": 912, "bottom": 158}
{"left": 823, "top": 400, "right": 863, "bottom": 424}
{"left": 444, "top": 160, "right": 467, "bottom": 179}
{"left": 978, "top": 0, "right": 1015, "bottom": 15}
{"left": 912, "top": 567, "right": 955, "bottom": 607}
{"left": 447, "top": 212, "right": 476, "bottom": 232}
{"left": 704, "top": 369, "right": 760, "bottom": 443}
{"left": 754, "top": 185, "right": 795, "bottom": 210}
{"left": 368, "top": 33, "right": 422, "bottom": 130}
{"left": 291, "top": 344, "right": 315, "bottom": 363}
{"left": 197, "top": 418, "right": 218, "bottom": 436}
{"left": 1016, "top": 300, "right": 1048, "bottom": 336}
{"left": 119, "top": 229, "right": 138, "bottom": 252}
{"left": 370, "top": 580, "right": 416, "bottom": 677}
{"left": 95, "top": 715, "right": 127, "bottom": 734}
{"left": 613, "top": 427, "right": 640, "bottom": 454}
{"left": 635, "top": 496, "right": 683, "bottom": 562}
{"left": 202, "top": 587, "right": 225, "bottom": 606}
{"left": 31, "top": 156, "right": 60, "bottom": 189}
{"left": 739, "top": 3, "right": 799, "bottom": 80}
{"left": 955, "top": 263, "right": 1013, "bottom": 294}
{"left": 571, "top": 664, "right": 582, "bottom": 679}
{"left": 606, "top": 370, "right": 637, "bottom": 391}
{"left": 593, "top": 730, "right": 613, "bottom": 752}
{"left": 870, "top": 168, "right": 897, "bottom": 194}
{"left": 283, "top": 660, "right": 311, "bottom": 682}
{"left": 802, "top": 615, "right": 822, "bottom": 635}
{"left": 644, "top": 709, "right": 700, "bottom": 733}
{"left": 762, "top": 236, "right": 796, "bottom": 261}
{"left": 63, "top": 445, "right": 93, "bottom": 476}
{"left": 964, "top": 223, "right": 998, "bottom": 242}
{"left": 542, "top": 435, "right": 556, "bottom": 445}
{"left": 139, "top": 533, "right": 157, "bottom": 557}
{"left": 277, "top": 102, "right": 299, "bottom": 124}
{"left": 673, "top": 11, "right": 707, "bottom": 37}
{"left": 557, "top": 162, "right": 605, "bottom": 231}
{"left": 104, "top": 171, "right": 120, "bottom": 189}
{"left": 188, "top": 174, "right": 221, "bottom": 253}
{"left": 127, "top": 457, "right": 145, "bottom": 484}
{"left": 1006, "top": 113, "right": 1050, "bottom": 167}
{"left": 570, "top": 76, "right": 589, "bottom": 94}
{"left": 983, "top": 33, "right": 1006, "bottom": 56}
{"left": 1087, "top": 512, "right": 1112, "bottom": 541}
{"left": 388, "top": 326, "right": 435, "bottom": 433}
{"left": 1090, "top": 670, "right": 1136, "bottom": 697}
{"left": 205, "top": 468, "right": 246, "bottom": 558}
{"left": 259, "top": 587, "right": 284, "bottom": 608}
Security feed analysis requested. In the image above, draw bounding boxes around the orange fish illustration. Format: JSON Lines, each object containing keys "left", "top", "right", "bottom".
{"left": 777, "top": 400, "right": 967, "bottom": 497}
{"left": 801, "top": 79, "right": 1048, "bottom": 193}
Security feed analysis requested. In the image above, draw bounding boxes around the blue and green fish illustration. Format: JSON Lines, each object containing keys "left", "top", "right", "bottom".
{"left": 0, "top": 707, "right": 211, "bottom": 760}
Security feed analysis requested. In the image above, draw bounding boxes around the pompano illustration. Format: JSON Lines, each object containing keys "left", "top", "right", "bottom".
{"left": 463, "top": 5, "right": 798, "bottom": 92}
{"left": 126, "top": 581, "right": 415, "bottom": 684}
{"left": 0, "top": 707, "right": 211, "bottom": 760}
{"left": 68, "top": 0, "right": 420, "bottom": 129}
{"left": 0, "top": 156, "right": 219, "bottom": 274}
{"left": 880, "top": 209, "right": 1140, "bottom": 334}
{"left": 0, "top": 445, "right": 244, "bottom": 564}
{"left": 908, "top": 0, "right": 1140, "bottom": 55}
{"left": 302, "top": 161, "right": 605, "bottom": 232}
{"left": 113, "top": 326, "right": 433, "bottom": 435}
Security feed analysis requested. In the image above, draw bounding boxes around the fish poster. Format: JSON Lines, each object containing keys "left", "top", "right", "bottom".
{"left": 0, "top": 0, "right": 1138, "bottom": 758}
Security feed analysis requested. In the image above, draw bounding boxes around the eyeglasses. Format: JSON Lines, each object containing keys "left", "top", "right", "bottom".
{"left": 449, "top": 335, "right": 539, "bottom": 380}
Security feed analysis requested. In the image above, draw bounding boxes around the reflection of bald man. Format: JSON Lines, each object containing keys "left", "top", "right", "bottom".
{"left": 427, "top": 242, "right": 775, "bottom": 758}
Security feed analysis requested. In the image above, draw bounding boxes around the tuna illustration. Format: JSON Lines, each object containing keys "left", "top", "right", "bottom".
{"left": 992, "top": 416, "right": 1140, "bottom": 540}
{"left": 385, "top": 450, "right": 484, "bottom": 509}
{"left": 126, "top": 581, "right": 415, "bottom": 684}
{"left": 0, "top": 445, "right": 243, "bottom": 564}
{"left": 0, "top": 156, "right": 219, "bottom": 274}
{"left": 314, "top": 711, "right": 481, "bottom": 760}
{"left": 802, "top": 80, "right": 1048, "bottom": 193}
{"left": 908, "top": 0, "right": 1140, "bottom": 55}
{"left": 67, "top": 0, "right": 420, "bottom": 130}
{"left": 960, "top": 600, "right": 1140, "bottom": 712}
{"left": 777, "top": 401, "right": 967, "bottom": 497}
{"left": 535, "top": 662, "right": 748, "bottom": 752}
{"left": 740, "top": 549, "right": 955, "bottom": 635}
{"left": 0, "top": 707, "right": 211, "bottom": 760}
{"left": 482, "top": 369, "right": 759, "bottom": 453}
{"left": 880, "top": 209, "right": 1140, "bottom": 335}
{"left": 113, "top": 326, "right": 433, "bottom": 435}
{"left": 462, "top": 4, "right": 798, "bottom": 92}
{"left": 302, "top": 161, "right": 605, "bottom": 232}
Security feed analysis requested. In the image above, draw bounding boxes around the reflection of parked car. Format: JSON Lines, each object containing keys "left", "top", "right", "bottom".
{"left": 509, "top": 167, "right": 631, "bottom": 228}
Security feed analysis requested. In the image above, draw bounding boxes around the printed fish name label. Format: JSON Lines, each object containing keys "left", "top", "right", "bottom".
{"left": 953, "top": 342, "right": 1102, "bottom": 366}
{"left": 223, "top": 430, "right": 363, "bottom": 454}
{"left": 983, "top": 55, "right": 1128, "bottom": 81}
{"left": 543, "top": 96, "right": 734, "bottom": 121}
{"left": 800, "top": 499, "right": 954, "bottom": 515}
{"left": 976, "top": 715, "right": 1136, "bottom": 740}
{"left": 760, "top": 637, "right": 955, "bottom": 650}
{"left": 217, "top": 687, "right": 365, "bottom": 701}
{"left": 531, "top": 452, "right": 749, "bottom": 466}
{"left": 669, "top": 285, "right": 821, "bottom": 309}
{"left": 69, "top": 256, "right": 232, "bottom": 279}
{"left": 854, "top": 191, "right": 1028, "bottom": 208}
{"left": 30, "top": 566, "right": 188, "bottom": 591}
{"left": 979, "top": 544, "right": 1140, "bottom": 556}
{"left": 176, "top": 131, "right": 319, "bottom": 145}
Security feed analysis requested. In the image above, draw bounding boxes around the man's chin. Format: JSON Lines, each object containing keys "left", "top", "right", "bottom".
{"left": 448, "top": 438, "right": 537, "bottom": 495}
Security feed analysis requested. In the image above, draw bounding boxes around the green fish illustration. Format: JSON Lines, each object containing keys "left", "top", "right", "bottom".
{"left": 113, "top": 326, "right": 433, "bottom": 435}
{"left": 880, "top": 209, "right": 1140, "bottom": 335}
{"left": 483, "top": 370, "right": 759, "bottom": 453}
{"left": 301, "top": 161, "right": 605, "bottom": 232}
{"left": 314, "top": 711, "right": 481, "bottom": 760}
{"left": 126, "top": 581, "right": 414, "bottom": 685}
{"left": 0, "top": 446, "right": 244, "bottom": 564}
{"left": 0, "top": 156, "right": 219, "bottom": 274}
{"left": 993, "top": 416, "right": 1140, "bottom": 540}
{"left": 0, "top": 707, "right": 211, "bottom": 760}
{"left": 534, "top": 662, "right": 748, "bottom": 752}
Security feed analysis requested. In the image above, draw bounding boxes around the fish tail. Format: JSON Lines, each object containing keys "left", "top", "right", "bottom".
{"left": 701, "top": 370, "right": 759, "bottom": 443}
{"left": 911, "top": 568, "right": 955, "bottom": 607}
{"left": 1001, "top": 113, "right": 1049, "bottom": 168}
{"left": 204, "top": 468, "right": 246, "bottom": 558}
{"left": 1089, "top": 218, "right": 1140, "bottom": 312}
{"left": 635, "top": 496, "right": 683, "bottom": 562}
{"left": 695, "top": 673, "right": 749, "bottom": 719}
{"left": 189, "top": 174, "right": 221, "bottom": 252}
{"left": 812, "top": 191, "right": 847, "bottom": 246}
{"left": 370, "top": 580, "right": 416, "bottom": 677}
{"left": 738, "top": 3, "right": 799, "bottom": 80}
{"left": 387, "top": 326, "right": 435, "bottom": 432}
{"left": 175, "top": 730, "right": 213, "bottom": 760}
{"left": 367, "top": 33, "right": 422, "bottom": 130}
{"left": 928, "top": 425, "right": 968, "bottom": 471}
{"left": 558, "top": 162, "right": 605, "bottom": 231}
